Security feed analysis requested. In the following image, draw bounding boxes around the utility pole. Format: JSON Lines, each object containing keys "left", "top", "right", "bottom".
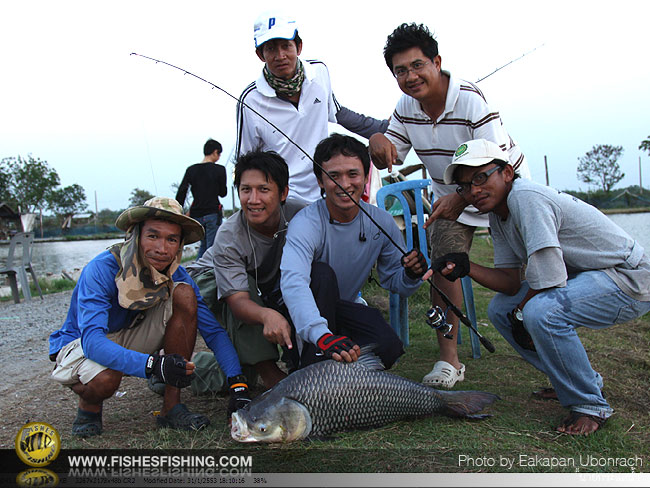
{"left": 544, "top": 156, "right": 550, "bottom": 186}
{"left": 640, "top": 156, "right": 643, "bottom": 194}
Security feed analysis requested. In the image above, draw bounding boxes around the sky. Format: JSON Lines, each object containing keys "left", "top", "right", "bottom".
{"left": 2, "top": 0, "right": 649, "bottom": 212}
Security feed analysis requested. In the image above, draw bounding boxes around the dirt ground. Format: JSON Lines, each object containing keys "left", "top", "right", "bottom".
{"left": 0, "top": 291, "right": 237, "bottom": 449}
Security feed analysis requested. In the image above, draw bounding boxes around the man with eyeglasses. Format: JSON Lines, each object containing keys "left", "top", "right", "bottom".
{"left": 236, "top": 9, "right": 388, "bottom": 205}
{"left": 369, "top": 23, "right": 530, "bottom": 388}
{"left": 428, "top": 138, "right": 650, "bottom": 436}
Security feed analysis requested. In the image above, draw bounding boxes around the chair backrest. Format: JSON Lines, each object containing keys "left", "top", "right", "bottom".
{"left": 376, "top": 179, "right": 431, "bottom": 267}
{"left": 4, "top": 233, "right": 35, "bottom": 268}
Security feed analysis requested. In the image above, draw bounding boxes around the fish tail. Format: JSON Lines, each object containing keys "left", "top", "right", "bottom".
{"left": 438, "top": 390, "right": 500, "bottom": 419}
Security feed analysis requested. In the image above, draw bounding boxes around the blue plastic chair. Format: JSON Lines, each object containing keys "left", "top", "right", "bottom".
{"left": 375, "top": 179, "right": 481, "bottom": 358}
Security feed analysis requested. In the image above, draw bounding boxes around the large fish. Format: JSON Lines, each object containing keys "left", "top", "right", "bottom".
{"left": 231, "top": 348, "right": 499, "bottom": 443}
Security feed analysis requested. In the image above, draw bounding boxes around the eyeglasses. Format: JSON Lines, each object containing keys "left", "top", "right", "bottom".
{"left": 393, "top": 61, "right": 430, "bottom": 79}
{"left": 455, "top": 165, "right": 503, "bottom": 195}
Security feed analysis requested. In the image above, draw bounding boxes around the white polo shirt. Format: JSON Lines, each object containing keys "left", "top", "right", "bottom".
{"left": 235, "top": 59, "right": 338, "bottom": 204}
{"left": 385, "top": 70, "right": 530, "bottom": 227}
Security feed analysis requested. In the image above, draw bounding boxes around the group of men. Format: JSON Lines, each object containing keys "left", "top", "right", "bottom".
{"left": 48, "top": 10, "right": 650, "bottom": 439}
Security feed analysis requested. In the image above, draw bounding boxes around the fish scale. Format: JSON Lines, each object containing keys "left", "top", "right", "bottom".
{"left": 277, "top": 358, "right": 449, "bottom": 436}
{"left": 231, "top": 348, "right": 499, "bottom": 443}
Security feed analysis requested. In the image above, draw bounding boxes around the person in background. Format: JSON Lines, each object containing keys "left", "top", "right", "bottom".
{"left": 176, "top": 139, "right": 227, "bottom": 259}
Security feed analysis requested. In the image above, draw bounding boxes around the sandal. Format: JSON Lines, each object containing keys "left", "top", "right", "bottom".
{"left": 72, "top": 408, "right": 103, "bottom": 437}
{"left": 556, "top": 411, "right": 608, "bottom": 435}
{"left": 156, "top": 403, "right": 210, "bottom": 431}
{"left": 422, "top": 361, "right": 465, "bottom": 388}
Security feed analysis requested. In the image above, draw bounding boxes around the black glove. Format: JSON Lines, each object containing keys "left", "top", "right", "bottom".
{"left": 507, "top": 309, "right": 536, "bottom": 351}
{"left": 431, "top": 252, "right": 470, "bottom": 281}
{"left": 227, "top": 375, "right": 251, "bottom": 416}
{"left": 401, "top": 249, "right": 427, "bottom": 280}
{"left": 145, "top": 353, "right": 193, "bottom": 388}
{"left": 317, "top": 333, "right": 357, "bottom": 359}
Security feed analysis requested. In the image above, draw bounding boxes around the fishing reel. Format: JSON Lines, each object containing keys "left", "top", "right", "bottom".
{"left": 425, "top": 306, "right": 453, "bottom": 340}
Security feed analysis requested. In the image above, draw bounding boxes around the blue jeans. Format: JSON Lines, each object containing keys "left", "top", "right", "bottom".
{"left": 488, "top": 270, "right": 650, "bottom": 419}
{"left": 195, "top": 213, "right": 222, "bottom": 259}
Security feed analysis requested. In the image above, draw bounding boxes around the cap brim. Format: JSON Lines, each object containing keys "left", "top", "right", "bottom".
{"left": 115, "top": 206, "right": 205, "bottom": 245}
{"left": 255, "top": 27, "right": 297, "bottom": 48}
{"left": 443, "top": 157, "right": 499, "bottom": 184}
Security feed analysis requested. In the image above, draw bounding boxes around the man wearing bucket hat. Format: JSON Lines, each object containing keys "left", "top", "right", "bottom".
{"left": 49, "top": 197, "right": 250, "bottom": 437}
{"left": 236, "top": 9, "right": 388, "bottom": 204}
{"left": 428, "top": 139, "right": 650, "bottom": 435}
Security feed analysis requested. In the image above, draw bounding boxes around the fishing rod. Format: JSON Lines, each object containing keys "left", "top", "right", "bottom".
{"left": 130, "top": 53, "right": 495, "bottom": 353}
{"left": 475, "top": 43, "right": 545, "bottom": 83}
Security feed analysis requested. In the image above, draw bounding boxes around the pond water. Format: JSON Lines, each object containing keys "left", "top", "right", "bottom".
{"left": 2, "top": 212, "right": 649, "bottom": 278}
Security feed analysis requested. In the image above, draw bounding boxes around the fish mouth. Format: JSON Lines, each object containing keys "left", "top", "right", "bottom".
{"left": 230, "top": 411, "right": 256, "bottom": 443}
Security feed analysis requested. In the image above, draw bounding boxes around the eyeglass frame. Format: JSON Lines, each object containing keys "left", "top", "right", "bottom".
{"left": 455, "top": 164, "right": 504, "bottom": 195}
{"left": 393, "top": 60, "right": 431, "bottom": 79}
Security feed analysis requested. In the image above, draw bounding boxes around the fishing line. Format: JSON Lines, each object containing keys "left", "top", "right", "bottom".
{"left": 130, "top": 53, "right": 494, "bottom": 353}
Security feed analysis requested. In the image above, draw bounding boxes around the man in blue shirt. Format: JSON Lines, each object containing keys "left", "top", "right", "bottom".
{"left": 49, "top": 197, "right": 250, "bottom": 436}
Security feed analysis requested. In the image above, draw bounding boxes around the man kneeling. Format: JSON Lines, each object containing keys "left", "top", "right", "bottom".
{"left": 49, "top": 197, "right": 250, "bottom": 436}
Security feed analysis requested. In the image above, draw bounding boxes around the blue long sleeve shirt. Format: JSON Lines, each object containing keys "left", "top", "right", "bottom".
{"left": 49, "top": 250, "right": 242, "bottom": 379}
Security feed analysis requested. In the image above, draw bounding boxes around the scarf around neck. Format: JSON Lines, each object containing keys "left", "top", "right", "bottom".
{"left": 263, "top": 58, "right": 305, "bottom": 98}
{"left": 109, "top": 223, "right": 182, "bottom": 310}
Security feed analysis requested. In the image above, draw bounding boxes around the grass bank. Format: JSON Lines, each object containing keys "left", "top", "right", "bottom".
{"left": 57, "top": 236, "right": 649, "bottom": 473}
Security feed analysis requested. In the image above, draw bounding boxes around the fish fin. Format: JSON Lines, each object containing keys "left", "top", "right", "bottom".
{"left": 438, "top": 390, "right": 500, "bottom": 418}
{"left": 356, "top": 344, "right": 385, "bottom": 371}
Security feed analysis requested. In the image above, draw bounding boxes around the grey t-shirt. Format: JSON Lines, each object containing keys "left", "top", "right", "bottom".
{"left": 489, "top": 179, "right": 650, "bottom": 301}
{"left": 187, "top": 199, "right": 305, "bottom": 300}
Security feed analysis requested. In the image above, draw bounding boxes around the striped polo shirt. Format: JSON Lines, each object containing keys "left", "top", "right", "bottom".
{"left": 386, "top": 70, "right": 530, "bottom": 227}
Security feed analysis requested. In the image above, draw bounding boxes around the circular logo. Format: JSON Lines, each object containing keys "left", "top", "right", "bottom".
{"left": 15, "top": 422, "right": 61, "bottom": 467}
{"left": 454, "top": 144, "right": 468, "bottom": 158}
{"left": 16, "top": 468, "right": 59, "bottom": 487}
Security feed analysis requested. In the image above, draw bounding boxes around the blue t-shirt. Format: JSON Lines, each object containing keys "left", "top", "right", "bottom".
{"left": 49, "top": 250, "right": 242, "bottom": 379}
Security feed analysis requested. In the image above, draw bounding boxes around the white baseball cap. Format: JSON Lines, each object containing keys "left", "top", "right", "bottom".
{"left": 443, "top": 139, "right": 509, "bottom": 184}
{"left": 253, "top": 10, "right": 299, "bottom": 48}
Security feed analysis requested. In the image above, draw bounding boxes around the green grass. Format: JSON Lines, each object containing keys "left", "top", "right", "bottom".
{"left": 0, "top": 276, "right": 77, "bottom": 301}
{"left": 53, "top": 236, "right": 650, "bottom": 473}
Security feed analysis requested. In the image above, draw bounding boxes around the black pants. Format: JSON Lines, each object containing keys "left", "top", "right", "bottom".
{"left": 283, "top": 262, "right": 404, "bottom": 371}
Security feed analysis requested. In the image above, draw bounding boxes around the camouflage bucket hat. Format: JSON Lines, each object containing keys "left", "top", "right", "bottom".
{"left": 115, "top": 197, "right": 204, "bottom": 245}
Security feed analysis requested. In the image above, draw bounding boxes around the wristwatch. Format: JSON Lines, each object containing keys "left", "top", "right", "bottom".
{"left": 513, "top": 307, "right": 524, "bottom": 322}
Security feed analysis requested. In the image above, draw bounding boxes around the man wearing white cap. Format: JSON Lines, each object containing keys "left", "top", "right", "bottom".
{"left": 430, "top": 139, "right": 650, "bottom": 435}
{"left": 369, "top": 23, "right": 531, "bottom": 388}
{"left": 236, "top": 10, "right": 388, "bottom": 204}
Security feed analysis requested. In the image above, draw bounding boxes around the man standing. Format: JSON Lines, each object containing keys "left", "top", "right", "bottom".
{"left": 187, "top": 151, "right": 304, "bottom": 389}
{"left": 369, "top": 23, "right": 530, "bottom": 388}
{"left": 280, "top": 134, "right": 427, "bottom": 368}
{"left": 236, "top": 9, "right": 388, "bottom": 204}
{"left": 49, "top": 197, "right": 250, "bottom": 436}
{"left": 176, "top": 138, "right": 227, "bottom": 259}
{"left": 434, "top": 139, "right": 650, "bottom": 435}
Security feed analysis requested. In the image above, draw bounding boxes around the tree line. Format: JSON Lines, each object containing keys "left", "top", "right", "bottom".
{"left": 3, "top": 135, "right": 650, "bottom": 228}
